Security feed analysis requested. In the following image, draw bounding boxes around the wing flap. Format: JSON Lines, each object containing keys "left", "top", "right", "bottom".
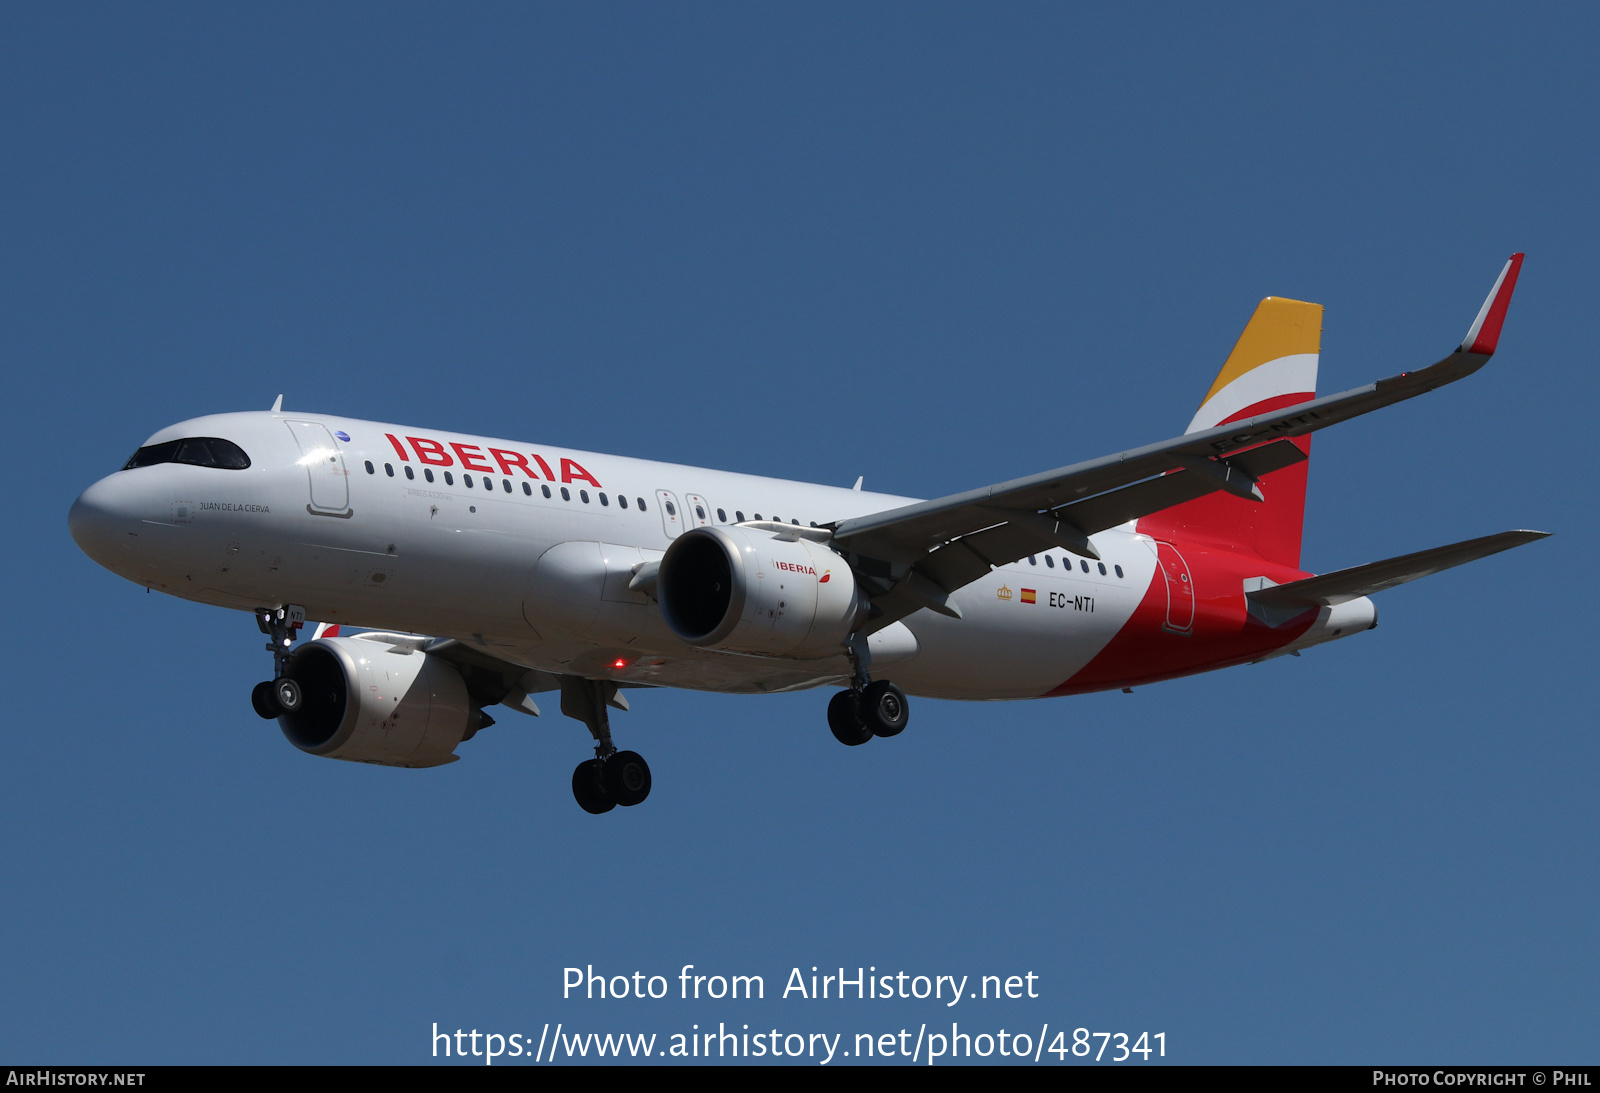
{"left": 918, "top": 522, "right": 1039, "bottom": 592}
{"left": 1248, "top": 530, "right": 1549, "bottom": 608}
{"left": 1057, "top": 437, "right": 1306, "bottom": 537}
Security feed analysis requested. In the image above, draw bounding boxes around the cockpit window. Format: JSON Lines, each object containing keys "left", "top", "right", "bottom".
{"left": 123, "top": 437, "right": 251, "bottom": 471}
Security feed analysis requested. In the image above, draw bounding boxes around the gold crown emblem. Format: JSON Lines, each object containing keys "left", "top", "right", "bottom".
{"left": 997, "top": 584, "right": 1013, "bottom": 600}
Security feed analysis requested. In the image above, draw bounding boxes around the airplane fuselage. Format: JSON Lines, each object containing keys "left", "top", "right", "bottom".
{"left": 70, "top": 410, "right": 1367, "bottom": 702}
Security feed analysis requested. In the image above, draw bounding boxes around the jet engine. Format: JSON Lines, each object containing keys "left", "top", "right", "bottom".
{"left": 657, "top": 526, "right": 867, "bottom": 658}
{"left": 276, "top": 636, "right": 483, "bottom": 768}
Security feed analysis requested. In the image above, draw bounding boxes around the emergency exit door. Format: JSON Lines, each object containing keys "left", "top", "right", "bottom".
{"left": 656, "top": 490, "right": 683, "bottom": 539}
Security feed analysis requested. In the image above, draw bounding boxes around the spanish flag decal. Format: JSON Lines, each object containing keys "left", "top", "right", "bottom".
{"left": 1020, "top": 588, "right": 1037, "bottom": 604}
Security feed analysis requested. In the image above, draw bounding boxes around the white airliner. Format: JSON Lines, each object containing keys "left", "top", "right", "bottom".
{"left": 70, "top": 255, "right": 1545, "bottom": 813}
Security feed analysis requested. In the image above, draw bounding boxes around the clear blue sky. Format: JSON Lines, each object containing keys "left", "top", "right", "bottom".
{"left": 2, "top": 3, "right": 1594, "bottom": 1064}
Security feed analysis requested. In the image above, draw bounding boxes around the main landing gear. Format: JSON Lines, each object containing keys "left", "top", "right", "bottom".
{"left": 250, "top": 605, "right": 306, "bottom": 719}
{"left": 827, "top": 679, "right": 909, "bottom": 746}
{"left": 562, "top": 676, "right": 651, "bottom": 815}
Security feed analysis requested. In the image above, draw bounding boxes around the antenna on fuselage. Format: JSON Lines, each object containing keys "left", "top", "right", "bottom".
{"left": 851, "top": 476, "right": 863, "bottom": 491}
{"left": 270, "top": 394, "right": 283, "bottom": 413}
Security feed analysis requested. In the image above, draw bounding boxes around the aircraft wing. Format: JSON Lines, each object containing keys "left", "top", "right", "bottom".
{"left": 1246, "top": 530, "right": 1550, "bottom": 609}
{"left": 830, "top": 254, "right": 1525, "bottom": 628}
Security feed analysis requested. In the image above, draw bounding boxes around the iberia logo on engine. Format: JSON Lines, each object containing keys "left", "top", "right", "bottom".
{"left": 773, "top": 561, "right": 817, "bottom": 576}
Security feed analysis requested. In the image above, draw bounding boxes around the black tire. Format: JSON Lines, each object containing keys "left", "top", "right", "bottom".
{"left": 860, "top": 680, "right": 909, "bottom": 737}
{"left": 603, "top": 751, "right": 652, "bottom": 807}
{"left": 273, "top": 677, "right": 303, "bottom": 714}
{"left": 827, "top": 690, "right": 872, "bottom": 746}
{"left": 250, "top": 680, "right": 280, "bottom": 720}
{"left": 572, "top": 759, "right": 615, "bottom": 814}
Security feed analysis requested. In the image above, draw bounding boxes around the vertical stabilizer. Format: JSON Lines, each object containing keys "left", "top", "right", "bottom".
{"left": 1143, "top": 297, "right": 1322, "bottom": 568}
{"left": 1185, "top": 297, "right": 1321, "bottom": 434}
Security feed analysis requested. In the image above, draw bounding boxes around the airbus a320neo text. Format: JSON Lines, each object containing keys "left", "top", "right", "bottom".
{"left": 70, "top": 255, "right": 1545, "bottom": 813}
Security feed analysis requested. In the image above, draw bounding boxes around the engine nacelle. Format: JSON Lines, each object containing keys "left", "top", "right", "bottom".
{"left": 658, "top": 526, "right": 867, "bottom": 658}
{"left": 277, "top": 636, "right": 477, "bottom": 768}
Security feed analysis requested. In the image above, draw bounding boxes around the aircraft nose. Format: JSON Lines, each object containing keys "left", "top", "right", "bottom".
{"left": 69, "top": 475, "right": 139, "bottom": 566}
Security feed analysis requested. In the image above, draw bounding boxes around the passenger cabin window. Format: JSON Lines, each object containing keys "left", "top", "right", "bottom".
{"left": 619, "top": 495, "right": 629, "bottom": 509}
{"left": 522, "top": 482, "right": 532, "bottom": 495}
{"left": 1098, "top": 562, "right": 1107, "bottom": 575}
{"left": 600, "top": 492, "right": 609, "bottom": 506}
{"left": 444, "top": 472, "right": 454, "bottom": 485}
{"left": 736, "top": 511, "right": 745, "bottom": 522}
{"left": 464, "top": 475, "right": 474, "bottom": 488}
{"left": 717, "top": 508, "right": 726, "bottom": 522}
{"left": 384, "top": 463, "right": 394, "bottom": 477}
{"left": 364, "top": 461, "right": 375, "bottom": 475}
{"left": 1114, "top": 565, "right": 1124, "bottom": 578}
{"left": 1080, "top": 560, "right": 1089, "bottom": 572}
{"left": 580, "top": 490, "right": 590, "bottom": 503}
{"left": 542, "top": 485, "right": 552, "bottom": 498}
{"left": 425, "top": 469, "right": 435, "bottom": 483}
{"left": 124, "top": 437, "right": 251, "bottom": 471}
{"left": 404, "top": 466, "right": 414, "bottom": 480}
{"left": 636, "top": 498, "right": 646, "bottom": 511}
{"left": 1028, "top": 555, "right": 1037, "bottom": 565}
{"left": 561, "top": 487, "right": 571, "bottom": 501}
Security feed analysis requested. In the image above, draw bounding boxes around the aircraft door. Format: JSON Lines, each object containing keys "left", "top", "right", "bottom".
{"left": 1154, "top": 541, "right": 1195, "bottom": 634}
{"left": 284, "top": 421, "right": 352, "bottom": 516}
{"left": 656, "top": 490, "right": 683, "bottom": 539}
{"left": 685, "top": 494, "right": 712, "bottom": 527}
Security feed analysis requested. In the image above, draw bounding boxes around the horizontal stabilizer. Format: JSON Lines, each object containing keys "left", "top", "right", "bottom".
{"left": 1248, "top": 530, "right": 1549, "bottom": 608}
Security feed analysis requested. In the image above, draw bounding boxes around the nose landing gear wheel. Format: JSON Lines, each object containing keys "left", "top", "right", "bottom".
{"left": 827, "top": 690, "right": 873, "bottom": 746}
{"left": 273, "top": 677, "right": 303, "bottom": 714}
{"left": 572, "top": 759, "right": 615, "bottom": 814}
{"left": 603, "top": 750, "right": 652, "bottom": 807}
{"left": 860, "top": 680, "right": 908, "bottom": 737}
{"left": 251, "top": 681, "right": 281, "bottom": 720}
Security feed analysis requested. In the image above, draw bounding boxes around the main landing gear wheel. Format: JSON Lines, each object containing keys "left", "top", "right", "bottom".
{"left": 827, "top": 690, "right": 873, "bottom": 746}
{"left": 560, "top": 676, "right": 652, "bottom": 814}
{"left": 603, "top": 750, "right": 652, "bottom": 807}
{"left": 251, "top": 681, "right": 281, "bottom": 720}
{"left": 572, "top": 759, "right": 615, "bottom": 814}
{"left": 859, "top": 680, "right": 909, "bottom": 737}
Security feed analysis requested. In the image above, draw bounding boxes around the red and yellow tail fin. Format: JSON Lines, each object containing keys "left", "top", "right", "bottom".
{"left": 1143, "top": 297, "right": 1323, "bottom": 569}
{"left": 1185, "top": 297, "right": 1321, "bottom": 434}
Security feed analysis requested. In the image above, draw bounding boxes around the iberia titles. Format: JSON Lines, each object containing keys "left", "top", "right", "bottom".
{"left": 382, "top": 433, "right": 602, "bottom": 487}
